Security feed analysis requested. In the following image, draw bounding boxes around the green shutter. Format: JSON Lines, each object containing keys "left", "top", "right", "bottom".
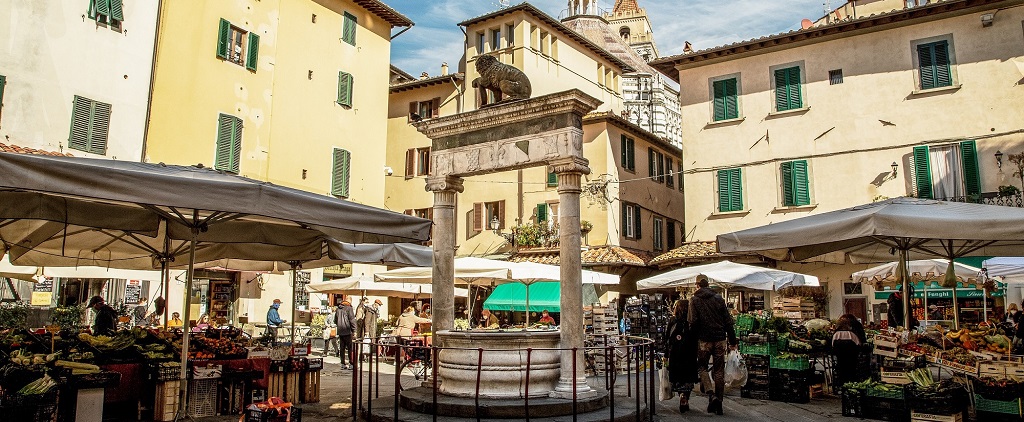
{"left": 626, "top": 138, "right": 634, "bottom": 170}
{"left": 960, "top": 141, "right": 981, "bottom": 196}
{"left": 93, "top": 0, "right": 110, "bottom": 18}
{"left": 332, "top": 148, "right": 351, "bottom": 197}
{"left": 217, "top": 19, "right": 230, "bottom": 59}
{"left": 69, "top": 96, "right": 91, "bottom": 152}
{"left": 547, "top": 172, "right": 557, "bottom": 187}
{"left": 246, "top": 33, "right": 259, "bottom": 71}
{"left": 89, "top": 101, "right": 111, "bottom": 155}
{"left": 215, "top": 114, "right": 241, "bottom": 173}
{"left": 621, "top": 203, "right": 629, "bottom": 236}
{"left": 620, "top": 135, "right": 627, "bottom": 168}
{"left": 666, "top": 221, "right": 676, "bottom": 249}
{"left": 774, "top": 66, "right": 802, "bottom": 111}
{"left": 634, "top": 205, "right": 641, "bottom": 239}
{"left": 718, "top": 168, "right": 743, "bottom": 212}
{"left": 109, "top": 0, "right": 123, "bottom": 21}
{"left": 537, "top": 204, "right": 547, "bottom": 222}
{"left": 337, "top": 72, "right": 353, "bottom": 107}
{"left": 791, "top": 160, "right": 810, "bottom": 206}
{"left": 780, "top": 161, "right": 794, "bottom": 206}
{"left": 342, "top": 12, "right": 357, "bottom": 46}
{"left": 230, "top": 116, "right": 241, "bottom": 173}
{"left": 648, "top": 148, "right": 655, "bottom": 178}
{"left": 712, "top": 78, "right": 738, "bottom": 121}
{"left": 913, "top": 146, "right": 933, "bottom": 199}
{"left": 918, "top": 41, "right": 951, "bottom": 90}
{"left": 0, "top": 75, "right": 6, "bottom": 115}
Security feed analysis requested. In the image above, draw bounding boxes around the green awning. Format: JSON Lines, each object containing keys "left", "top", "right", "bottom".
{"left": 482, "top": 282, "right": 599, "bottom": 312}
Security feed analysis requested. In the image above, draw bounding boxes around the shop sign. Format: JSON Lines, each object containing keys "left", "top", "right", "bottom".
{"left": 124, "top": 280, "right": 143, "bottom": 304}
{"left": 874, "top": 289, "right": 1000, "bottom": 300}
{"left": 30, "top": 277, "right": 53, "bottom": 306}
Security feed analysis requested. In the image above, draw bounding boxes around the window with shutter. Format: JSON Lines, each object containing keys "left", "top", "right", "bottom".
{"left": 622, "top": 203, "right": 641, "bottom": 239}
{"left": 633, "top": 204, "right": 642, "bottom": 239}
{"left": 109, "top": 0, "right": 123, "bottom": 22}
{"left": 912, "top": 145, "right": 933, "bottom": 199}
{"left": 215, "top": 113, "right": 242, "bottom": 173}
{"left": 648, "top": 148, "right": 655, "bottom": 178}
{"left": 780, "top": 160, "right": 810, "bottom": 207}
{"left": 656, "top": 151, "right": 665, "bottom": 182}
{"left": 405, "top": 149, "right": 416, "bottom": 179}
{"left": 337, "top": 71, "right": 353, "bottom": 107}
{"left": 68, "top": 96, "right": 111, "bottom": 155}
{"left": 246, "top": 33, "right": 260, "bottom": 72}
{"left": 547, "top": 172, "right": 557, "bottom": 187}
{"left": 537, "top": 203, "right": 548, "bottom": 222}
{"left": 677, "top": 160, "right": 684, "bottom": 191}
{"left": 960, "top": 141, "right": 980, "bottom": 196}
{"left": 619, "top": 135, "right": 635, "bottom": 171}
{"left": 0, "top": 75, "right": 7, "bottom": 123}
{"left": 773, "top": 66, "right": 802, "bottom": 112}
{"left": 666, "top": 159, "right": 674, "bottom": 188}
{"left": 473, "top": 203, "right": 484, "bottom": 232}
{"left": 917, "top": 40, "right": 952, "bottom": 90}
{"left": 331, "top": 148, "right": 351, "bottom": 198}
{"left": 653, "top": 217, "right": 663, "bottom": 251}
{"left": 717, "top": 168, "right": 743, "bottom": 212}
{"left": 217, "top": 19, "right": 231, "bottom": 59}
{"left": 712, "top": 78, "right": 738, "bottom": 121}
{"left": 342, "top": 12, "right": 357, "bottom": 46}
{"left": 416, "top": 148, "right": 431, "bottom": 176}
{"left": 666, "top": 221, "right": 676, "bottom": 250}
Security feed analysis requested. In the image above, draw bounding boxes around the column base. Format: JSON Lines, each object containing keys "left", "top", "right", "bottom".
{"left": 549, "top": 378, "right": 600, "bottom": 400}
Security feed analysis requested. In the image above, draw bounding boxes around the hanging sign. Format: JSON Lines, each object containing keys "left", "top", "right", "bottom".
{"left": 124, "top": 280, "right": 143, "bottom": 304}
{"left": 30, "top": 277, "right": 53, "bottom": 306}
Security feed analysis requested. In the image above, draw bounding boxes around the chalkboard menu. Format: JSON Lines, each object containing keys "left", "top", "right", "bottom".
{"left": 124, "top": 280, "right": 143, "bottom": 304}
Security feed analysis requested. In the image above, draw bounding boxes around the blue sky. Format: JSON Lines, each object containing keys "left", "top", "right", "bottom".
{"left": 387, "top": 0, "right": 828, "bottom": 77}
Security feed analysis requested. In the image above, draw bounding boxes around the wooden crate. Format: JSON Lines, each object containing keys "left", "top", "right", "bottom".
{"left": 809, "top": 383, "right": 826, "bottom": 399}
{"left": 154, "top": 380, "right": 180, "bottom": 422}
{"left": 268, "top": 373, "right": 287, "bottom": 401}
{"left": 285, "top": 372, "right": 301, "bottom": 403}
{"left": 911, "top": 412, "right": 963, "bottom": 422}
{"left": 303, "top": 371, "right": 321, "bottom": 403}
{"left": 880, "top": 371, "right": 912, "bottom": 385}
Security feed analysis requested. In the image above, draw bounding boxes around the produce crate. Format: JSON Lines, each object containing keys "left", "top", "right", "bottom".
{"left": 863, "top": 397, "right": 909, "bottom": 422}
{"left": 739, "top": 342, "right": 777, "bottom": 356}
{"left": 245, "top": 406, "right": 302, "bottom": 422}
{"left": 841, "top": 388, "right": 865, "bottom": 418}
{"left": 149, "top": 362, "right": 182, "bottom": 381}
{"left": 744, "top": 354, "right": 770, "bottom": 368}
{"left": 884, "top": 355, "right": 926, "bottom": 370}
{"left": 301, "top": 371, "right": 320, "bottom": 404}
{"left": 910, "top": 412, "right": 963, "bottom": 422}
{"left": 881, "top": 370, "right": 913, "bottom": 385}
{"left": 284, "top": 372, "right": 301, "bottom": 403}
{"left": 305, "top": 358, "right": 323, "bottom": 371}
{"left": 973, "top": 394, "right": 1022, "bottom": 416}
{"left": 0, "top": 390, "right": 59, "bottom": 422}
{"left": 268, "top": 373, "right": 287, "bottom": 401}
{"left": 192, "top": 364, "right": 223, "bottom": 380}
{"left": 735, "top": 315, "right": 758, "bottom": 333}
{"left": 769, "top": 384, "right": 810, "bottom": 404}
{"left": 770, "top": 355, "right": 810, "bottom": 371}
{"left": 971, "top": 378, "right": 1023, "bottom": 402}
{"left": 154, "top": 380, "right": 180, "bottom": 422}
{"left": 187, "top": 378, "right": 219, "bottom": 418}
{"left": 74, "top": 370, "right": 122, "bottom": 389}
{"left": 867, "top": 384, "right": 906, "bottom": 400}
{"left": 270, "top": 360, "right": 289, "bottom": 373}
{"left": 740, "top": 388, "right": 769, "bottom": 400}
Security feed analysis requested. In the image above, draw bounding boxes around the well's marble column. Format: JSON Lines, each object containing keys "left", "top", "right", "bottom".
{"left": 549, "top": 156, "right": 597, "bottom": 399}
{"left": 426, "top": 175, "right": 464, "bottom": 333}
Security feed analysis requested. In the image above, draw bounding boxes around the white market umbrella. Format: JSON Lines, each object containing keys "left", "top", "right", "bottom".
{"left": 636, "top": 260, "right": 818, "bottom": 291}
{"left": 853, "top": 259, "right": 982, "bottom": 285}
{"left": 306, "top": 275, "right": 467, "bottom": 298}
{"left": 0, "top": 254, "right": 39, "bottom": 281}
{"left": 983, "top": 257, "right": 1024, "bottom": 282}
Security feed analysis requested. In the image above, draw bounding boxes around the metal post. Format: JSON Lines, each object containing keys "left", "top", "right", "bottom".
{"left": 176, "top": 223, "right": 199, "bottom": 418}
{"left": 394, "top": 340, "right": 401, "bottom": 422}
{"left": 476, "top": 348, "right": 483, "bottom": 422}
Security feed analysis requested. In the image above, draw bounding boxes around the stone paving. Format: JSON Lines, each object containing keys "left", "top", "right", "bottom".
{"left": 193, "top": 353, "right": 843, "bottom": 422}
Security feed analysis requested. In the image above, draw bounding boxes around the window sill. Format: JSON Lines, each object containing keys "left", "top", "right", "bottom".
{"left": 910, "top": 84, "right": 961, "bottom": 97}
{"left": 710, "top": 209, "right": 750, "bottom": 218}
{"left": 767, "top": 106, "right": 810, "bottom": 118}
{"left": 704, "top": 117, "right": 745, "bottom": 128}
{"left": 772, "top": 204, "right": 818, "bottom": 213}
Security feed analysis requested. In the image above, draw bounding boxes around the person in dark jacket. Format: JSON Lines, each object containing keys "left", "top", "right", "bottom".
{"left": 887, "top": 291, "right": 905, "bottom": 328}
{"left": 667, "top": 299, "right": 698, "bottom": 413}
{"left": 832, "top": 314, "right": 867, "bottom": 388}
{"left": 88, "top": 296, "right": 117, "bottom": 336}
{"left": 688, "top": 275, "right": 737, "bottom": 416}
{"left": 335, "top": 300, "right": 357, "bottom": 369}
{"left": 133, "top": 297, "right": 149, "bottom": 326}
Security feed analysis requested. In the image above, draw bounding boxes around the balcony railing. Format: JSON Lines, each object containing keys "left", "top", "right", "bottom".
{"left": 935, "top": 192, "right": 1024, "bottom": 207}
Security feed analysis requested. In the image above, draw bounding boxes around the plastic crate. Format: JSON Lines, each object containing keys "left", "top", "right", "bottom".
{"left": 841, "top": 389, "right": 865, "bottom": 418}
{"left": 150, "top": 362, "right": 182, "bottom": 381}
{"left": 864, "top": 397, "right": 909, "bottom": 422}
{"left": 736, "top": 315, "right": 757, "bottom": 332}
{"left": 188, "top": 378, "right": 219, "bottom": 418}
{"left": 867, "top": 385, "right": 906, "bottom": 400}
{"left": 305, "top": 358, "right": 323, "bottom": 371}
{"left": 974, "top": 394, "right": 1022, "bottom": 416}
{"left": 245, "top": 406, "right": 302, "bottom": 422}
{"left": 739, "top": 342, "right": 777, "bottom": 356}
{"left": 0, "top": 391, "right": 59, "bottom": 422}
{"left": 740, "top": 388, "right": 770, "bottom": 400}
{"left": 770, "top": 355, "right": 810, "bottom": 371}
{"left": 74, "top": 371, "right": 122, "bottom": 389}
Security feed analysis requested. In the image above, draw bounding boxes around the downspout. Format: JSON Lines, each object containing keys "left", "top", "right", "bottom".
{"left": 391, "top": 26, "right": 413, "bottom": 41}
{"left": 139, "top": 0, "right": 164, "bottom": 162}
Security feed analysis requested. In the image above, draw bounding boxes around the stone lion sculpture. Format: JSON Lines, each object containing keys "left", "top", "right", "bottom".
{"left": 472, "top": 54, "right": 532, "bottom": 106}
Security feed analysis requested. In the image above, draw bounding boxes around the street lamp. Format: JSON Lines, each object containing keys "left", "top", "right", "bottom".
{"left": 891, "top": 162, "right": 899, "bottom": 177}
{"left": 490, "top": 216, "right": 500, "bottom": 234}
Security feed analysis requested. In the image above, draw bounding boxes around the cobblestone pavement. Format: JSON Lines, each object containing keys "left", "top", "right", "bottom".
{"left": 194, "top": 353, "right": 842, "bottom": 422}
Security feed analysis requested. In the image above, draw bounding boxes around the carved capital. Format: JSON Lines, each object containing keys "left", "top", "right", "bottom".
{"left": 425, "top": 176, "right": 465, "bottom": 194}
{"left": 549, "top": 157, "right": 591, "bottom": 176}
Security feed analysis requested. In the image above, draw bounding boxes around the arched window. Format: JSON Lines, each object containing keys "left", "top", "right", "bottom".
{"left": 619, "top": 26, "right": 631, "bottom": 40}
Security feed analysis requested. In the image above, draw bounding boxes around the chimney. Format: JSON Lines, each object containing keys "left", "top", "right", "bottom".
{"left": 441, "top": 62, "right": 449, "bottom": 76}
{"left": 683, "top": 41, "right": 693, "bottom": 53}
{"left": 420, "top": 72, "right": 429, "bottom": 80}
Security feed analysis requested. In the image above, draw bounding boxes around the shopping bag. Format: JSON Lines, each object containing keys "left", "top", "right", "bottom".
{"left": 659, "top": 365, "right": 674, "bottom": 401}
{"left": 724, "top": 350, "right": 747, "bottom": 390}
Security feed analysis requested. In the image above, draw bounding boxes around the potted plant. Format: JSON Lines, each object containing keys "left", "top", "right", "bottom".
{"left": 998, "top": 185, "right": 1020, "bottom": 197}
{"left": 580, "top": 220, "right": 593, "bottom": 235}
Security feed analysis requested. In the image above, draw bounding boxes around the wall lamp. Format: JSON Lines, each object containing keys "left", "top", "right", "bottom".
{"left": 996, "top": 150, "right": 1004, "bottom": 169}
{"left": 891, "top": 162, "right": 899, "bottom": 177}
{"left": 490, "top": 216, "right": 501, "bottom": 234}
{"left": 981, "top": 13, "right": 994, "bottom": 27}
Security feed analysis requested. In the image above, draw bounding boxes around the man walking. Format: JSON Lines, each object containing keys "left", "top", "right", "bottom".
{"left": 267, "top": 299, "right": 286, "bottom": 346}
{"left": 689, "top": 275, "right": 737, "bottom": 415}
{"left": 335, "top": 300, "right": 356, "bottom": 370}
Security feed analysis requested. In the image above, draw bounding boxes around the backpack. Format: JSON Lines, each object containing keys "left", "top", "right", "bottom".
{"left": 354, "top": 304, "right": 365, "bottom": 323}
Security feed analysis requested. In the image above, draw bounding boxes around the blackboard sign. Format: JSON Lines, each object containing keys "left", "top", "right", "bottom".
{"left": 124, "top": 280, "right": 143, "bottom": 304}
{"left": 33, "top": 277, "right": 53, "bottom": 292}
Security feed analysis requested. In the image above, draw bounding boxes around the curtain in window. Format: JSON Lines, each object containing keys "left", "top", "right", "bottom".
{"left": 929, "top": 145, "right": 963, "bottom": 199}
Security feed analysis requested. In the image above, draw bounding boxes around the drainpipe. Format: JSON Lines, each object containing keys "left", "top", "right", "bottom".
{"left": 140, "top": 0, "right": 164, "bottom": 162}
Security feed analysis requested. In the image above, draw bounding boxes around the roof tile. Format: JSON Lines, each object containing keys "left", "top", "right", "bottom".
{"left": 0, "top": 143, "right": 73, "bottom": 157}
{"left": 509, "top": 245, "right": 649, "bottom": 266}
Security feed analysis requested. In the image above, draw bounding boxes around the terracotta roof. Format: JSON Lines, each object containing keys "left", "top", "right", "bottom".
{"left": 390, "top": 65, "right": 416, "bottom": 83}
{"left": 560, "top": 15, "right": 659, "bottom": 76}
{"left": 390, "top": 73, "right": 465, "bottom": 93}
{"left": 612, "top": 0, "right": 641, "bottom": 14}
{"left": 352, "top": 0, "right": 413, "bottom": 27}
{"left": 649, "top": 0, "right": 1010, "bottom": 82}
{"left": 0, "top": 143, "right": 73, "bottom": 157}
{"left": 458, "top": 3, "right": 634, "bottom": 73}
{"left": 649, "top": 241, "right": 722, "bottom": 267}
{"left": 583, "top": 111, "right": 680, "bottom": 154}
{"left": 509, "top": 245, "right": 649, "bottom": 267}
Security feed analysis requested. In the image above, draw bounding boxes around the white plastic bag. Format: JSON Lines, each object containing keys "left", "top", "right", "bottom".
{"left": 724, "top": 350, "right": 747, "bottom": 390}
{"left": 659, "top": 366, "right": 674, "bottom": 401}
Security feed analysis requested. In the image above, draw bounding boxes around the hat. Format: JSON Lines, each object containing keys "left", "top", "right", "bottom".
{"left": 374, "top": 299, "right": 383, "bottom": 305}
{"left": 87, "top": 296, "right": 104, "bottom": 307}
{"left": 273, "top": 299, "right": 282, "bottom": 304}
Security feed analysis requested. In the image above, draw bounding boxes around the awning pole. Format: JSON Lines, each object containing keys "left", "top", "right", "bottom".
{"left": 525, "top": 282, "right": 530, "bottom": 326}
{"left": 177, "top": 222, "right": 199, "bottom": 417}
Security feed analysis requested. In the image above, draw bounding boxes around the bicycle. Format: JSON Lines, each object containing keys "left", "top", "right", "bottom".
{"left": 397, "top": 338, "right": 432, "bottom": 382}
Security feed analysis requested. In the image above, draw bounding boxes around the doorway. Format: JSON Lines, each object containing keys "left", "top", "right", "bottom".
{"left": 844, "top": 297, "right": 867, "bottom": 322}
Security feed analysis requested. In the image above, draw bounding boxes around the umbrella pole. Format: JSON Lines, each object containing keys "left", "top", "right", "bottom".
{"left": 525, "top": 283, "right": 530, "bottom": 326}
{"left": 162, "top": 228, "right": 170, "bottom": 328}
{"left": 900, "top": 247, "right": 912, "bottom": 330}
{"left": 177, "top": 225, "right": 199, "bottom": 417}
{"left": 291, "top": 265, "right": 299, "bottom": 345}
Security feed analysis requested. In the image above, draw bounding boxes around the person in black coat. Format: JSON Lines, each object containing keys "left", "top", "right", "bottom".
{"left": 832, "top": 314, "right": 867, "bottom": 388}
{"left": 667, "top": 299, "right": 699, "bottom": 413}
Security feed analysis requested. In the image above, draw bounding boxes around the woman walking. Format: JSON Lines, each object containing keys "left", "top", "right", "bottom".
{"left": 832, "top": 314, "right": 867, "bottom": 388}
{"left": 666, "top": 299, "right": 698, "bottom": 412}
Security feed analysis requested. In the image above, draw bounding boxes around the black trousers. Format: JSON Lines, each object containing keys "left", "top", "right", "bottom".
{"left": 833, "top": 340, "right": 861, "bottom": 388}
{"left": 338, "top": 334, "right": 353, "bottom": 366}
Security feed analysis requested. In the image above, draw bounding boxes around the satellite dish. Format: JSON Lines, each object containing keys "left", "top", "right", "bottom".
{"left": 800, "top": 19, "right": 813, "bottom": 29}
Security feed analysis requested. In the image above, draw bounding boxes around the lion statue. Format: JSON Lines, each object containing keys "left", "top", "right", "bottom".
{"left": 472, "top": 54, "right": 532, "bottom": 106}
